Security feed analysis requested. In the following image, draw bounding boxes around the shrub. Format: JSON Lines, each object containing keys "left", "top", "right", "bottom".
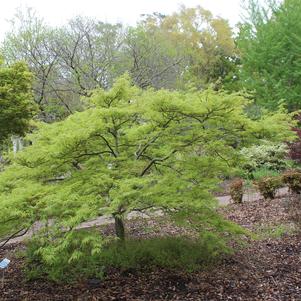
{"left": 25, "top": 235, "right": 233, "bottom": 282}
{"left": 25, "top": 230, "right": 105, "bottom": 283}
{"left": 0, "top": 76, "right": 293, "bottom": 283}
{"left": 288, "top": 114, "right": 301, "bottom": 164}
{"left": 98, "top": 235, "right": 232, "bottom": 272}
{"left": 240, "top": 142, "right": 289, "bottom": 175}
{"left": 289, "top": 132, "right": 301, "bottom": 164}
{"left": 282, "top": 170, "right": 301, "bottom": 194}
{"left": 230, "top": 179, "right": 244, "bottom": 203}
{"left": 254, "top": 176, "right": 282, "bottom": 200}
{"left": 251, "top": 167, "right": 281, "bottom": 181}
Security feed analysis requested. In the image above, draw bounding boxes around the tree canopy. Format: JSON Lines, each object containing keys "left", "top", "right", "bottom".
{"left": 0, "top": 75, "right": 295, "bottom": 273}
{"left": 0, "top": 58, "right": 36, "bottom": 144}
{"left": 1, "top": 0, "right": 301, "bottom": 285}
{"left": 237, "top": 0, "right": 301, "bottom": 111}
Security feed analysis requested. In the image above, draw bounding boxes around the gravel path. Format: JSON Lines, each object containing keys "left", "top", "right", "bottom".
{"left": 218, "top": 186, "right": 288, "bottom": 205}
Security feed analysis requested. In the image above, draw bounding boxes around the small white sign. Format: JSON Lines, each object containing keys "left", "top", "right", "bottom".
{"left": 0, "top": 258, "right": 10, "bottom": 269}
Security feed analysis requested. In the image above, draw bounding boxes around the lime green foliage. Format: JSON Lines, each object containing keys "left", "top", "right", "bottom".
{"left": 0, "top": 75, "right": 295, "bottom": 277}
{"left": 25, "top": 229, "right": 105, "bottom": 282}
{"left": 26, "top": 235, "right": 231, "bottom": 282}
{"left": 25, "top": 210, "right": 245, "bottom": 282}
{"left": 98, "top": 236, "right": 231, "bottom": 271}
{"left": 0, "top": 59, "right": 37, "bottom": 143}
{"left": 171, "top": 208, "right": 248, "bottom": 245}
{"left": 240, "top": 141, "right": 290, "bottom": 175}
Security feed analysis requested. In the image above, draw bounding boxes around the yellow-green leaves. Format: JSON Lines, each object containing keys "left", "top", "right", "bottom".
{"left": 0, "top": 75, "right": 295, "bottom": 274}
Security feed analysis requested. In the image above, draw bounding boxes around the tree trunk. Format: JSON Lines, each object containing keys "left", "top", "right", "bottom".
{"left": 113, "top": 214, "right": 125, "bottom": 241}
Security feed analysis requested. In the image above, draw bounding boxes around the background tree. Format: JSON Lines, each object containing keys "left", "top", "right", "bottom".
{"left": 159, "top": 6, "right": 237, "bottom": 89}
{"left": 126, "top": 6, "right": 237, "bottom": 90}
{"left": 0, "top": 58, "right": 36, "bottom": 145}
{"left": 122, "top": 14, "right": 185, "bottom": 89}
{"left": 1, "top": 9, "right": 125, "bottom": 120}
{"left": 53, "top": 17, "right": 125, "bottom": 97}
{"left": 237, "top": 0, "right": 301, "bottom": 111}
{"left": 1, "top": 5, "right": 238, "bottom": 122}
{"left": 1, "top": 8, "right": 62, "bottom": 120}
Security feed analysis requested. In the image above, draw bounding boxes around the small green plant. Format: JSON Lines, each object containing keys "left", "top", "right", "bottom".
{"left": 254, "top": 176, "right": 282, "bottom": 200}
{"left": 282, "top": 170, "right": 301, "bottom": 194}
{"left": 251, "top": 167, "right": 281, "bottom": 181}
{"left": 230, "top": 179, "right": 244, "bottom": 203}
{"left": 98, "top": 235, "right": 231, "bottom": 273}
{"left": 255, "top": 223, "right": 296, "bottom": 240}
{"left": 25, "top": 229, "right": 105, "bottom": 283}
{"left": 25, "top": 234, "right": 235, "bottom": 282}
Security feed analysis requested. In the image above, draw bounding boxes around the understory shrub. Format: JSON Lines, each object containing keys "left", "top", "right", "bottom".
{"left": 25, "top": 229, "right": 105, "bottom": 283}
{"left": 25, "top": 234, "right": 234, "bottom": 282}
{"left": 240, "top": 142, "right": 290, "bottom": 176}
{"left": 255, "top": 176, "right": 282, "bottom": 200}
{"left": 282, "top": 170, "right": 301, "bottom": 194}
{"left": 230, "top": 179, "right": 244, "bottom": 203}
{"left": 251, "top": 167, "right": 281, "bottom": 181}
{"left": 98, "top": 236, "right": 230, "bottom": 272}
{"left": 288, "top": 114, "right": 301, "bottom": 164}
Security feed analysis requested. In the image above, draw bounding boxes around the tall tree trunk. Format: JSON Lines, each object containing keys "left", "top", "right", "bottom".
{"left": 113, "top": 214, "right": 125, "bottom": 241}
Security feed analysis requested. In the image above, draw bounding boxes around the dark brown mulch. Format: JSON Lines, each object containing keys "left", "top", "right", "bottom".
{"left": 1, "top": 197, "right": 301, "bottom": 301}
{"left": 220, "top": 195, "right": 291, "bottom": 230}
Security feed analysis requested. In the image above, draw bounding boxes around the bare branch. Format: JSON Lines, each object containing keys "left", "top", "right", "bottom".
{"left": 140, "top": 150, "right": 177, "bottom": 177}
{"left": 0, "top": 227, "right": 30, "bottom": 249}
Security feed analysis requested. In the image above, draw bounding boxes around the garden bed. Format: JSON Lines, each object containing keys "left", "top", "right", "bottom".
{"left": 1, "top": 196, "right": 301, "bottom": 301}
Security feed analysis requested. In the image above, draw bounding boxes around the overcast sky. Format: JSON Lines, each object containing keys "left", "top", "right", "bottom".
{"left": 0, "top": 0, "right": 245, "bottom": 41}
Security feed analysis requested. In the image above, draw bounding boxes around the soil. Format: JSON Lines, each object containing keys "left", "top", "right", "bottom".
{"left": 1, "top": 195, "right": 301, "bottom": 301}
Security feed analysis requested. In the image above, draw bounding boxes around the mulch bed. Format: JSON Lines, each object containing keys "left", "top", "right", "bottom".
{"left": 1, "top": 196, "right": 301, "bottom": 301}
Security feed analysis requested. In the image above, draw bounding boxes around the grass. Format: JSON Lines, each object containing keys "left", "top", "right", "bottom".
{"left": 98, "top": 236, "right": 230, "bottom": 273}
{"left": 255, "top": 223, "right": 297, "bottom": 240}
{"left": 252, "top": 168, "right": 281, "bottom": 181}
